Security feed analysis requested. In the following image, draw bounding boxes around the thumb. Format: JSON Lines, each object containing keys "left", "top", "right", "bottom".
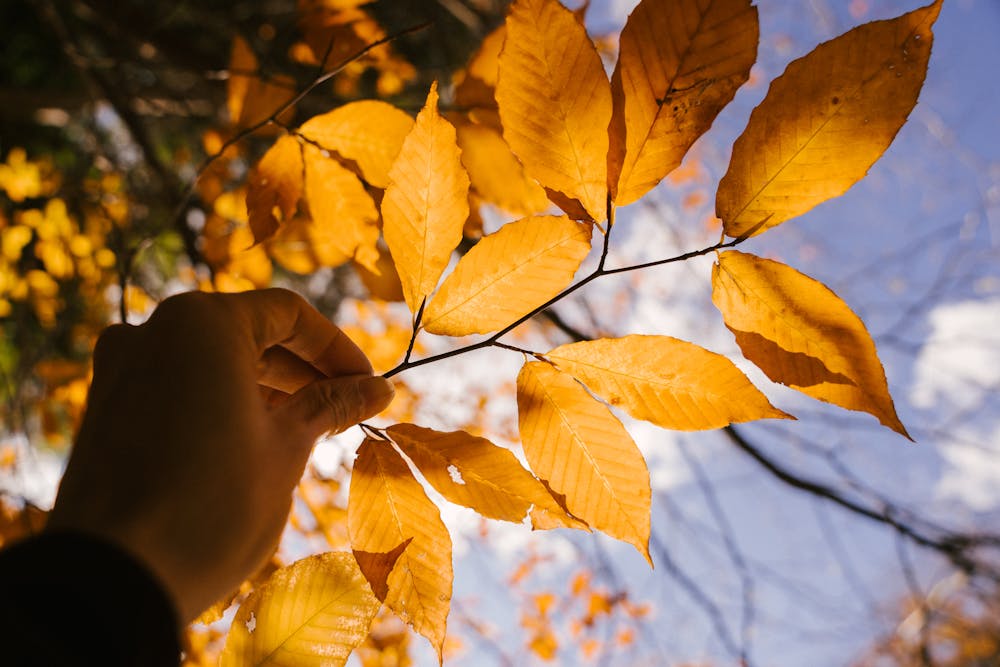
{"left": 278, "top": 374, "right": 395, "bottom": 440}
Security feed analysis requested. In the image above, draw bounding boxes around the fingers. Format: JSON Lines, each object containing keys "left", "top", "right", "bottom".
{"left": 257, "top": 345, "right": 324, "bottom": 393}
{"left": 223, "top": 288, "right": 373, "bottom": 377}
{"left": 276, "top": 374, "right": 395, "bottom": 443}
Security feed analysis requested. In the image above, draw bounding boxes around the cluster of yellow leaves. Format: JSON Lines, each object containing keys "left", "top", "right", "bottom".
{"left": 0, "top": 152, "right": 128, "bottom": 443}
{"left": 229, "top": 0, "right": 941, "bottom": 662}
{"left": 520, "top": 570, "right": 650, "bottom": 662}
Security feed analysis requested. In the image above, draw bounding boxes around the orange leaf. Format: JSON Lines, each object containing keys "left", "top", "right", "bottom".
{"left": 456, "top": 123, "right": 548, "bottom": 217}
{"left": 712, "top": 250, "right": 908, "bottom": 437}
{"left": 298, "top": 100, "right": 414, "bottom": 188}
{"left": 422, "top": 215, "right": 592, "bottom": 337}
{"left": 496, "top": 0, "right": 612, "bottom": 221}
{"left": 608, "top": 0, "right": 758, "bottom": 205}
{"left": 227, "top": 36, "right": 295, "bottom": 130}
{"left": 246, "top": 135, "right": 302, "bottom": 243}
{"left": 382, "top": 83, "right": 470, "bottom": 315}
{"left": 220, "top": 552, "right": 380, "bottom": 667}
{"left": 303, "top": 146, "right": 380, "bottom": 271}
{"left": 716, "top": 0, "right": 941, "bottom": 237}
{"left": 387, "top": 423, "right": 582, "bottom": 526}
{"left": 349, "top": 438, "right": 453, "bottom": 660}
{"left": 517, "top": 362, "right": 651, "bottom": 563}
{"left": 547, "top": 335, "right": 790, "bottom": 430}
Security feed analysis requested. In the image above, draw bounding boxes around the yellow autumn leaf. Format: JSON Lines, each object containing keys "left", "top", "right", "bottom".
{"left": 422, "top": 215, "right": 592, "bottom": 337}
{"left": 349, "top": 437, "right": 453, "bottom": 660}
{"left": 220, "top": 552, "right": 380, "bottom": 667}
{"left": 355, "top": 245, "right": 405, "bottom": 302}
{"left": 712, "top": 250, "right": 908, "bottom": 437}
{"left": 246, "top": 135, "right": 302, "bottom": 243}
{"left": 382, "top": 83, "right": 470, "bottom": 316}
{"left": 608, "top": 0, "right": 758, "bottom": 206}
{"left": 496, "top": 0, "right": 611, "bottom": 221}
{"left": 304, "top": 146, "right": 380, "bottom": 271}
{"left": 298, "top": 101, "right": 414, "bottom": 188}
{"left": 456, "top": 123, "right": 549, "bottom": 217}
{"left": 547, "top": 335, "right": 790, "bottom": 430}
{"left": 716, "top": 0, "right": 941, "bottom": 237}
{"left": 387, "top": 423, "right": 584, "bottom": 527}
{"left": 227, "top": 35, "right": 296, "bottom": 130}
{"left": 517, "top": 362, "right": 651, "bottom": 563}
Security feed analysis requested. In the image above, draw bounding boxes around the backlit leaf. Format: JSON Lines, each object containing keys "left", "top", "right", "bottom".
{"left": 548, "top": 335, "right": 790, "bottom": 430}
{"left": 456, "top": 123, "right": 549, "bottom": 216}
{"left": 349, "top": 438, "right": 453, "bottom": 659}
{"left": 387, "top": 423, "right": 583, "bottom": 526}
{"left": 227, "top": 36, "right": 296, "bottom": 130}
{"left": 220, "top": 552, "right": 380, "bottom": 667}
{"left": 716, "top": 0, "right": 941, "bottom": 237}
{"left": 382, "top": 83, "right": 470, "bottom": 315}
{"left": 517, "top": 362, "right": 651, "bottom": 563}
{"left": 304, "top": 146, "right": 380, "bottom": 271}
{"left": 246, "top": 135, "right": 302, "bottom": 244}
{"left": 497, "top": 0, "right": 612, "bottom": 221}
{"left": 712, "top": 250, "right": 908, "bottom": 437}
{"left": 298, "top": 100, "right": 414, "bottom": 188}
{"left": 422, "top": 215, "right": 592, "bottom": 336}
{"left": 609, "top": 0, "right": 758, "bottom": 206}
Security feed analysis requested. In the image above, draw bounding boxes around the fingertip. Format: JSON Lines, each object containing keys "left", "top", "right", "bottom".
{"left": 358, "top": 376, "right": 395, "bottom": 418}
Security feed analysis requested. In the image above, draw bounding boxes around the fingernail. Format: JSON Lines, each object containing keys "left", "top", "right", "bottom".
{"left": 358, "top": 376, "right": 395, "bottom": 412}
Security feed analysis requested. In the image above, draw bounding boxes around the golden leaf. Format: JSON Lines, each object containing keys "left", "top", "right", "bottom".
{"left": 496, "top": 0, "right": 612, "bottom": 221}
{"left": 246, "top": 135, "right": 302, "bottom": 244}
{"left": 382, "top": 83, "right": 470, "bottom": 315}
{"left": 609, "top": 0, "right": 758, "bottom": 206}
{"left": 712, "top": 250, "right": 908, "bottom": 437}
{"left": 220, "top": 552, "right": 380, "bottom": 667}
{"left": 304, "top": 146, "right": 380, "bottom": 271}
{"left": 227, "top": 36, "right": 296, "bottom": 130}
{"left": 298, "top": 101, "right": 414, "bottom": 188}
{"left": 456, "top": 122, "right": 549, "bottom": 217}
{"left": 716, "top": 0, "right": 941, "bottom": 237}
{"left": 548, "top": 335, "right": 790, "bottom": 430}
{"left": 517, "top": 362, "right": 651, "bottom": 563}
{"left": 349, "top": 438, "right": 453, "bottom": 660}
{"left": 422, "top": 215, "right": 592, "bottom": 337}
{"left": 355, "top": 245, "right": 405, "bottom": 303}
{"left": 387, "top": 423, "right": 583, "bottom": 526}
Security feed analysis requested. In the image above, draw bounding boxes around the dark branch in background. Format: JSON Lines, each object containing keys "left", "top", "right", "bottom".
{"left": 722, "top": 426, "right": 1000, "bottom": 575}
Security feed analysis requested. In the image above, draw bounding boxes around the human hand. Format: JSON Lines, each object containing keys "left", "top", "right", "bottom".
{"left": 47, "top": 289, "right": 394, "bottom": 622}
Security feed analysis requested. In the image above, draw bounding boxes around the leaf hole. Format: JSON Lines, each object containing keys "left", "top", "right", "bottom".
{"left": 246, "top": 612, "right": 257, "bottom": 634}
{"left": 447, "top": 464, "right": 465, "bottom": 485}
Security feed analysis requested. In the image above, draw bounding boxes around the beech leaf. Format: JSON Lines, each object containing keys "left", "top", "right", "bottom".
{"left": 456, "top": 123, "right": 549, "bottom": 217}
{"left": 387, "top": 423, "right": 584, "bottom": 527}
{"left": 716, "top": 0, "right": 941, "bottom": 237}
{"left": 246, "top": 135, "right": 302, "bottom": 244}
{"left": 220, "top": 552, "right": 380, "bottom": 667}
{"left": 382, "top": 82, "right": 470, "bottom": 315}
{"left": 712, "top": 250, "right": 909, "bottom": 437}
{"left": 548, "top": 335, "right": 790, "bottom": 430}
{"left": 517, "top": 361, "right": 651, "bottom": 563}
{"left": 304, "top": 146, "right": 380, "bottom": 271}
{"left": 298, "top": 100, "right": 414, "bottom": 188}
{"left": 422, "top": 215, "right": 592, "bottom": 336}
{"left": 348, "top": 437, "right": 453, "bottom": 660}
{"left": 609, "top": 0, "right": 758, "bottom": 206}
{"left": 496, "top": 0, "right": 612, "bottom": 221}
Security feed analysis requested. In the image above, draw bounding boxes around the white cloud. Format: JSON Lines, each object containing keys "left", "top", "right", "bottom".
{"left": 910, "top": 298, "right": 1000, "bottom": 411}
